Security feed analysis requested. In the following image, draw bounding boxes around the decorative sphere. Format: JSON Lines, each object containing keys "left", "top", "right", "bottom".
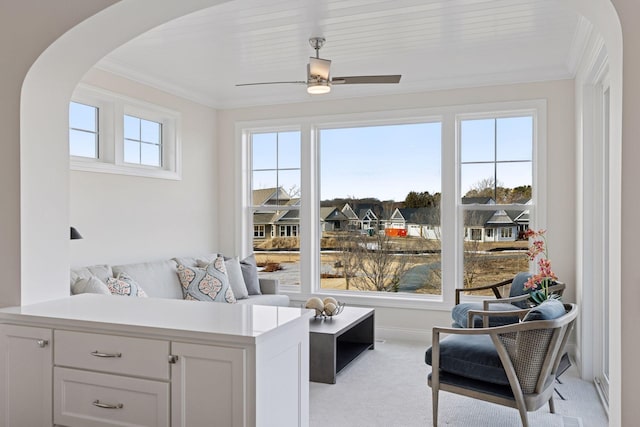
{"left": 323, "top": 297, "right": 338, "bottom": 307}
{"left": 324, "top": 302, "right": 338, "bottom": 316}
{"left": 305, "top": 297, "right": 325, "bottom": 315}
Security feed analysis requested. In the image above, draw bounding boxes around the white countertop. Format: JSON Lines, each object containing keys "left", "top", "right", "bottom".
{"left": 0, "top": 294, "right": 313, "bottom": 343}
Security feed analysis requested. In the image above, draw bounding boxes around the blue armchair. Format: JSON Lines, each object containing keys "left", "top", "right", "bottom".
{"left": 427, "top": 302, "right": 578, "bottom": 427}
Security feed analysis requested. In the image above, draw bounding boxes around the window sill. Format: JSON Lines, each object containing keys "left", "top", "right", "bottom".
{"left": 285, "top": 289, "right": 452, "bottom": 311}
{"left": 71, "top": 158, "right": 181, "bottom": 181}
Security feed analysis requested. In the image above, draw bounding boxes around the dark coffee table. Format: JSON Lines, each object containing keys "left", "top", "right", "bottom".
{"left": 308, "top": 306, "right": 374, "bottom": 384}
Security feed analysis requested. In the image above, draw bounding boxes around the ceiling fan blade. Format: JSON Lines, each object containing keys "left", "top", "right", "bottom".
{"left": 331, "top": 75, "right": 402, "bottom": 85}
{"left": 236, "top": 81, "right": 306, "bottom": 87}
{"left": 309, "top": 57, "right": 331, "bottom": 80}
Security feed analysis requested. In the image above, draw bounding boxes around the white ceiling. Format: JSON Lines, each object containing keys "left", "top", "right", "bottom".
{"left": 96, "top": 0, "right": 589, "bottom": 109}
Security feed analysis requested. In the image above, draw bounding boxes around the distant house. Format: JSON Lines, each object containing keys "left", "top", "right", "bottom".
{"left": 252, "top": 187, "right": 300, "bottom": 238}
{"left": 386, "top": 207, "right": 440, "bottom": 239}
{"left": 462, "top": 197, "right": 529, "bottom": 242}
{"left": 341, "top": 202, "right": 382, "bottom": 232}
{"left": 320, "top": 207, "right": 349, "bottom": 232}
{"left": 383, "top": 198, "right": 529, "bottom": 242}
{"left": 253, "top": 189, "right": 527, "bottom": 242}
{"left": 341, "top": 203, "right": 360, "bottom": 230}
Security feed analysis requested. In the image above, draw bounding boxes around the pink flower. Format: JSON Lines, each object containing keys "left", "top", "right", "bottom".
{"left": 524, "top": 229, "right": 557, "bottom": 301}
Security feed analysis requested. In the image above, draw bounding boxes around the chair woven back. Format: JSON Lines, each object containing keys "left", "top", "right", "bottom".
{"left": 498, "top": 329, "right": 555, "bottom": 393}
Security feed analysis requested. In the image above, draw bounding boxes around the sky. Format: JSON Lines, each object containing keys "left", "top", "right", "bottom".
{"left": 70, "top": 101, "right": 533, "bottom": 203}
{"left": 252, "top": 116, "right": 532, "bottom": 202}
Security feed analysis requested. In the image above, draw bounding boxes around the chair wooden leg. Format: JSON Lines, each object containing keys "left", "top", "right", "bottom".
{"left": 548, "top": 396, "right": 556, "bottom": 414}
{"left": 517, "top": 405, "right": 529, "bottom": 427}
{"left": 432, "top": 387, "right": 439, "bottom": 427}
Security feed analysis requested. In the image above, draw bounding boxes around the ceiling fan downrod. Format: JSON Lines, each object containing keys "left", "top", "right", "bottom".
{"left": 309, "top": 37, "right": 326, "bottom": 58}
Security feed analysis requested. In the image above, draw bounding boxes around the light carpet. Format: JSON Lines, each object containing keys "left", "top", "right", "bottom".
{"left": 310, "top": 340, "right": 608, "bottom": 427}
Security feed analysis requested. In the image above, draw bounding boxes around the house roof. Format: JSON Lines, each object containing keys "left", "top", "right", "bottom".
{"left": 253, "top": 187, "right": 291, "bottom": 206}
{"left": 464, "top": 210, "right": 497, "bottom": 227}
{"left": 320, "top": 207, "right": 349, "bottom": 222}
{"left": 394, "top": 207, "right": 440, "bottom": 225}
{"left": 341, "top": 203, "right": 359, "bottom": 220}
{"left": 462, "top": 197, "right": 495, "bottom": 205}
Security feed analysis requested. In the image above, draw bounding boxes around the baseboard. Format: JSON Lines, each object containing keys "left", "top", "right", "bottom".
{"left": 375, "top": 326, "right": 431, "bottom": 344}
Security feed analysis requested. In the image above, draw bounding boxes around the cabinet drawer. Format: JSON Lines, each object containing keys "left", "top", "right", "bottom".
{"left": 54, "top": 367, "right": 169, "bottom": 427}
{"left": 55, "top": 330, "right": 169, "bottom": 380}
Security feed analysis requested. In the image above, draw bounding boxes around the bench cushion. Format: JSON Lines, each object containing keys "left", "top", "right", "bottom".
{"left": 113, "top": 260, "right": 183, "bottom": 299}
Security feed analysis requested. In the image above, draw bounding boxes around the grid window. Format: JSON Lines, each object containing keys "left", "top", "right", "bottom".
{"left": 459, "top": 114, "right": 533, "bottom": 292}
{"left": 69, "top": 102, "right": 98, "bottom": 158}
{"left": 124, "top": 115, "right": 162, "bottom": 167}
{"left": 460, "top": 116, "right": 532, "bottom": 204}
{"left": 250, "top": 130, "right": 301, "bottom": 286}
{"left": 69, "top": 85, "right": 181, "bottom": 180}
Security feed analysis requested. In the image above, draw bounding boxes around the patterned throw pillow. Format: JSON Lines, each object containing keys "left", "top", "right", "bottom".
{"left": 106, "top": 272, "right": 148, "bottom": 297}
{"left": 176, "top": 256, "right": 237, "bottom": 303}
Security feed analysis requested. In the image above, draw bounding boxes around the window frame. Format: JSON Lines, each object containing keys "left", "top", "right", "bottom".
{"left": 69, "top": 101, "right": 100, "bottom": 159}
{"left": 237, "top": 100, "right": 546, "bottom": 309}
{"left": 70, "top": 84, "right": 181, "bottom": 180}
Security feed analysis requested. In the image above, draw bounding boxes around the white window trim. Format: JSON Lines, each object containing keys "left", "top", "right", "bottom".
{"left": 236, "top": 100, "right": 547, "bottom": 310}
{"left": 70, "top": 84, "right": 182, "bottom": 180}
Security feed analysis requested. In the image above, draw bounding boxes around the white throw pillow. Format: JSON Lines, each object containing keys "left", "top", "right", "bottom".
{"left": 71, "top": 275, "right": 111, "bottom": 295}
{"left": 224, "top": 257, "right": 249, "bottom": 300}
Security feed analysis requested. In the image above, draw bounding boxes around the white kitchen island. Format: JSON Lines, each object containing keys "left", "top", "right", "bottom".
{"left": 0, "top": 294, "right": 313, "bottom": 427}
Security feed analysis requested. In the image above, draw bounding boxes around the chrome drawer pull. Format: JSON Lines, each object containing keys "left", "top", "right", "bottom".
{"left": 36, "top": 339, "right": 48, "bottom": 348}
{"left": 92, "top": 400, "right": 124, "bottom": 409}
{"left": 90, "top": 350, "right": 122, "bottom": 358}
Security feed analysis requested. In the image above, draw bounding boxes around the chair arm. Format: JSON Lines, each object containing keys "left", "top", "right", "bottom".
{"left": 483, "top": 293, "right": 532, "bottom": 308}
{"left": 482, "top": 282, "right": 566, "bottom": 308}
{"left": 467, "top": 307, "right": 531, "bottom": 328}
{"left": 454, "top": 278, "right": 513, "bottom": 304}
{"left": 258, "top": 278, "right": 279, "bottom": 295}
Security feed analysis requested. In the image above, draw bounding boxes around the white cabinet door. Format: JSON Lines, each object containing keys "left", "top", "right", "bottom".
{"left": 0, "top": 324, "right": 52, "bottom": 427}
{"left": 171, "top": 342, "right": 247, "bottom": 427}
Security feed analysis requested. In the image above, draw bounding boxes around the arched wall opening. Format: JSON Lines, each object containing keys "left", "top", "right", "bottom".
{"left": 18, "top": 0, "right": 624, "bottom": 423}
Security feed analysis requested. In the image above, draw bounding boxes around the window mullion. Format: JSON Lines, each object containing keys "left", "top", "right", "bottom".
{"left": 441, "top": 112, "right": 457, "bottom": 304}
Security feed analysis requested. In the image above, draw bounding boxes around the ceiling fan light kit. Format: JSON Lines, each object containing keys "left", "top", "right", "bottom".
{"left": 307, "top": 81, "right": 331, "bottom": 94}
{"left": 236, "top": 37, "right": 401, "bottom": 95}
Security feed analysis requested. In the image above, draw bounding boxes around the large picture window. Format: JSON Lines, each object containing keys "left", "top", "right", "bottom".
{"left": 319, "top": 122, "right": 442, "bottom": 295}
{"left": 242, "top": 101, "right": 545, "bottom": 307}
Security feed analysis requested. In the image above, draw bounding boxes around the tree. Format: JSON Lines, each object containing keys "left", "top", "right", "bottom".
{"left": 349, "top": 232, "right": 411, "bottom": 292}
{"left": 334, "top": 233, "right": 360, "bottom": 290}
{"left": 464, "top": 177, "right": 531, "bottom": 204}
{"left": 404, "top": 191, "right": 440, "bottom": 208}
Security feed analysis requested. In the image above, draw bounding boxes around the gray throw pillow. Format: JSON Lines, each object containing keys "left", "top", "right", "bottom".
{"left": 240, "top": 254, "right": 262, "bottom": 295}
{"left": 71, "top": 275, "right": 111, "bottom": 295}
{"left": 523, "top": 299, "right": 565, "bottom": 321}
{"left": 224, "top": 257, "right": 249, "bottom": 299}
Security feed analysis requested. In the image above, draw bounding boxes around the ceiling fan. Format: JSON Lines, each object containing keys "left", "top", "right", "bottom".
{"left": 236, "top": 37, "right": 401, "bottom": 95}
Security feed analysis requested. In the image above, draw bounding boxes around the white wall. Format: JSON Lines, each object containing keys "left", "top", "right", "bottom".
{"left": 70, "top": 69, "right": 218, "bottom": 267}
{"left": 0, "top": 0, "right": 119, "bottom": 307}
{"left": 217, "top": 79, "right": 576, "bottom": 342}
